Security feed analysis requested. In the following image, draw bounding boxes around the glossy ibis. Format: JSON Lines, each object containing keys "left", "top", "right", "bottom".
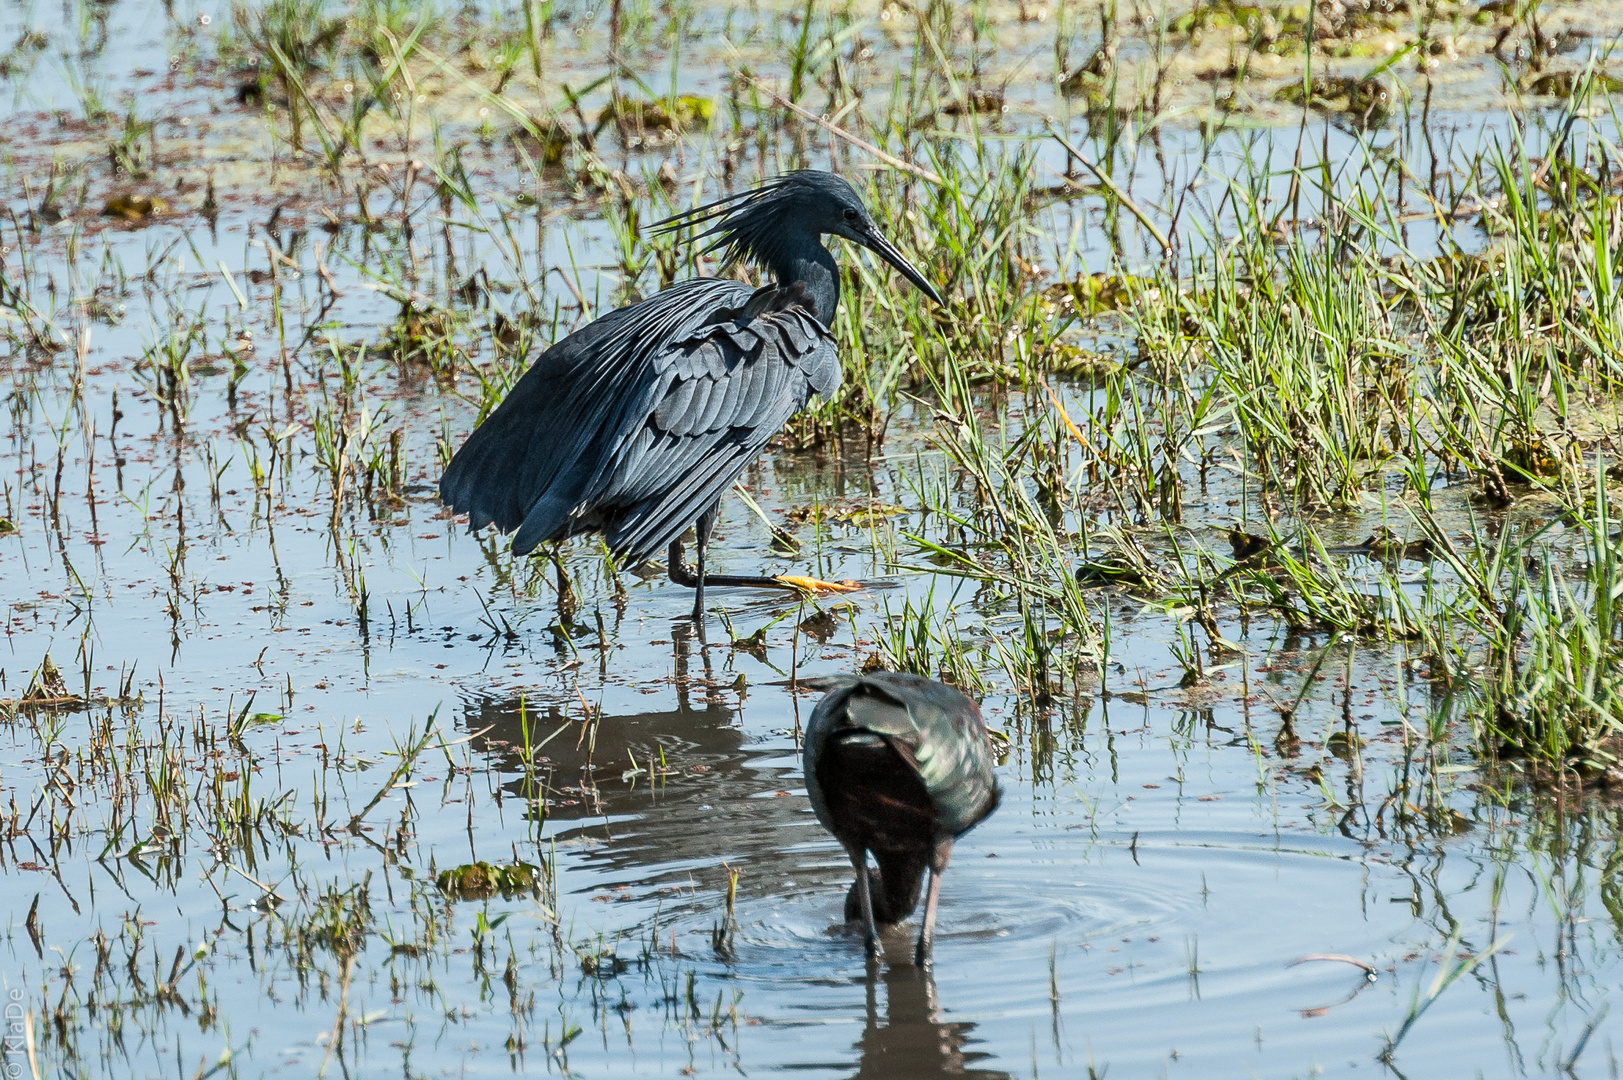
{"left": 803, "top": 672, "right": 1001, "bottom": 963}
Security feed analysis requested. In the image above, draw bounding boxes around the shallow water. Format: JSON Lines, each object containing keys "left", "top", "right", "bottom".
{"left": 3, "top": 2, "right": 1622, "bottom": 1078}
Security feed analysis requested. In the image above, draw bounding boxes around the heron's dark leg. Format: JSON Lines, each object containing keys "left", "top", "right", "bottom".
{"left": 668, "top": 541, "right": 693, "bottom": 584}
{"left": 666, "top": 502, "right": 848, "bottom": 606}
{"left": 915, "top": 838, "right": 953, "bottom": 965}
{"left": 692, "top": 502, "right": 719, "bottom": 622}
{"left": 850, "top": 848, "right": 881, "bottom": 956}
{"left": 671, "top": 620, "right": 693, "bottom": 711}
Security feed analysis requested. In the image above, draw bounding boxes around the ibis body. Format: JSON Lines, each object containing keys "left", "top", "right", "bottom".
{"left": 803, "top": 671, "right": 1001, "bottom": 963}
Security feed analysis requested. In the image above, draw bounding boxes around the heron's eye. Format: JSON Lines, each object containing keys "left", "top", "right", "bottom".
{"left": 843, "top": 208, "right": 860, "bottom": 222}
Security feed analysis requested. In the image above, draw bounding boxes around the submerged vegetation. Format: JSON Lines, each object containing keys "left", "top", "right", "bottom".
{"left": 2, "top": 0, "right": 1623, "bottom": 1074}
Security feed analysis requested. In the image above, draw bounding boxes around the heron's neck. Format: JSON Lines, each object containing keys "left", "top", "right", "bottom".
{"left": 769, "top": 239, "right": 839, "bottom": 327}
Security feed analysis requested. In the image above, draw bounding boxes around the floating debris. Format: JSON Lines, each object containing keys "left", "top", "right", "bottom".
{"left": 1045, "top": 273, "right": 1159, "bottom": 314}
{"left": 517, "top": 117, "right": 584, "bottom": 166}
{"left": 435, "top": 861, "right": 541, "bottom": 900}
{"left": 1326, "top": 729, "right": 1366, "bottom": 757}
{"left": 1059, "top": 43, "right": 1115, "bottom": 96}
{"left": 6, "top": 655, "right": 90, "bottom": 713}
{"left": 942, "top": 88, "right": 1006, "bottom": 116}
{"left": 1274, "top": 76, "right": 1391, "bottom": 126}
{"left": 579, "top": 950, "right": 629, "bottom": 977}
{"left": 101, "top": 193, "right": 168, "bottom": 222}
{"left": 1075, "top": 556, "right": 1149, "bottom": 589}
{"left": 787, "top": 501, "right": 909, "bottom": 528}
{"left": 1523, "top": 70, "right": 1623, "bottom": 98}
{"left": 594, "top": 94, "right": 714, "bottom": 137}
{"left": 1045, "top": 341, "right": 1121, "bottom": 378}
{"left": 1357, "top": 527, "right": 1435, "bottom": 561}
{"left": 1227, "top": 528, "right": 1273, "bottom": 561}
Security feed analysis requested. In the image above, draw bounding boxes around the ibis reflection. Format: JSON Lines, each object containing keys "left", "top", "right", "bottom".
{"left": 851, "top": 962, "right": 1011, "bottom": 1080}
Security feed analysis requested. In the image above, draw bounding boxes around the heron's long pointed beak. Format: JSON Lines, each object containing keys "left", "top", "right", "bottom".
{"left": 859, "top": 228, "right": 943, "bottom": 305}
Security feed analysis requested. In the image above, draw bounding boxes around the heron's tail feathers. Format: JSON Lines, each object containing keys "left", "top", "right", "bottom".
{"left": 512, "top": 495, "right": 578, "bottom": 557}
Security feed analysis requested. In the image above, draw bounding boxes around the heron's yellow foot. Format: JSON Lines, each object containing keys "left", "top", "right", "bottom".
{"left": 772, "top": 574, "right": 860, "bottom": 594}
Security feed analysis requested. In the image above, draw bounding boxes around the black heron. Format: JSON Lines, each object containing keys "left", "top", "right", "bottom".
{"left": 438, "top": 170, "right": 942, "bottom": 619}
{"left": 803, "top": 672, "right": 1001, "bottom": 964}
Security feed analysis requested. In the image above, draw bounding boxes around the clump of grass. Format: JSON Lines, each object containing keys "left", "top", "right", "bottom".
{"left": 874, "top": 583, "right": 988, "bottom": 693}
{"left": 1179, "top": 233, "right": 1403, "bottom": 511}
{"left": 1462, "top": 470, "right": 1623, "bottom": 783}
{"left": 228, "top": 0, "right": 347, "bottom": 149}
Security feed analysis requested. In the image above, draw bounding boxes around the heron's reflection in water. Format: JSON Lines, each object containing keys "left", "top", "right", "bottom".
{"left": 459, "top": 622, "right": 819, "bottom": 887}
{"left": 850, "top": 961, "right": 1011, "bottom": 1079}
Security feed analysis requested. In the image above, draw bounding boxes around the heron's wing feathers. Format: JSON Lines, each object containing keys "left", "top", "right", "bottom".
{"left": 438, "top": 278, "right": 759, "bottom": 553}
{"left": 590, "top": 296, "right": 837, "bottom": 564}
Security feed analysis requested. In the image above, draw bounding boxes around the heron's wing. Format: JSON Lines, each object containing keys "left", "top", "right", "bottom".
{"left": 438, "top": 279, "right": 755, "bottom": 549}
{"left": 841, "top": 674, "right": 1001, "bottom": 837}
{"left": 578, "top": 291, "right": 838, "bottom": 564}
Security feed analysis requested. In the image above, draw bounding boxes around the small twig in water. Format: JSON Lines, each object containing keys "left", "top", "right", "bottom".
{"left": 1288, "top": 953, "right": 1378, "bottom": 978}
{"left": 1043, "top": 125, "right": 1171, "bottom": 254}
{"left": 744, "top": 76, "right": 944, "bottom": 187}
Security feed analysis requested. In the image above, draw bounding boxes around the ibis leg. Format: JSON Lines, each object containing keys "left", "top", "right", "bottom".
{"left": 915, "top": 871, "right": 943, "bottom": 964}
{"left": 850, "top": 849, "right": 881, "bottom": 956}
{"left": 915, "top": 840, "right": 953, "bottom": 965}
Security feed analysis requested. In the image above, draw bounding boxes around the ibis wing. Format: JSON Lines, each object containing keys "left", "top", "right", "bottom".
{"left": 802, "top": 675, "right": 862, "bottom": 833}
{"left": 838, "top": 673, "right": 1001, "bottom": 838}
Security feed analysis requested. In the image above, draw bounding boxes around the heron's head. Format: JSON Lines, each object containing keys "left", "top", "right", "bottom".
{"left": 652, "top": 171, "right": 943, "bottom": 305}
